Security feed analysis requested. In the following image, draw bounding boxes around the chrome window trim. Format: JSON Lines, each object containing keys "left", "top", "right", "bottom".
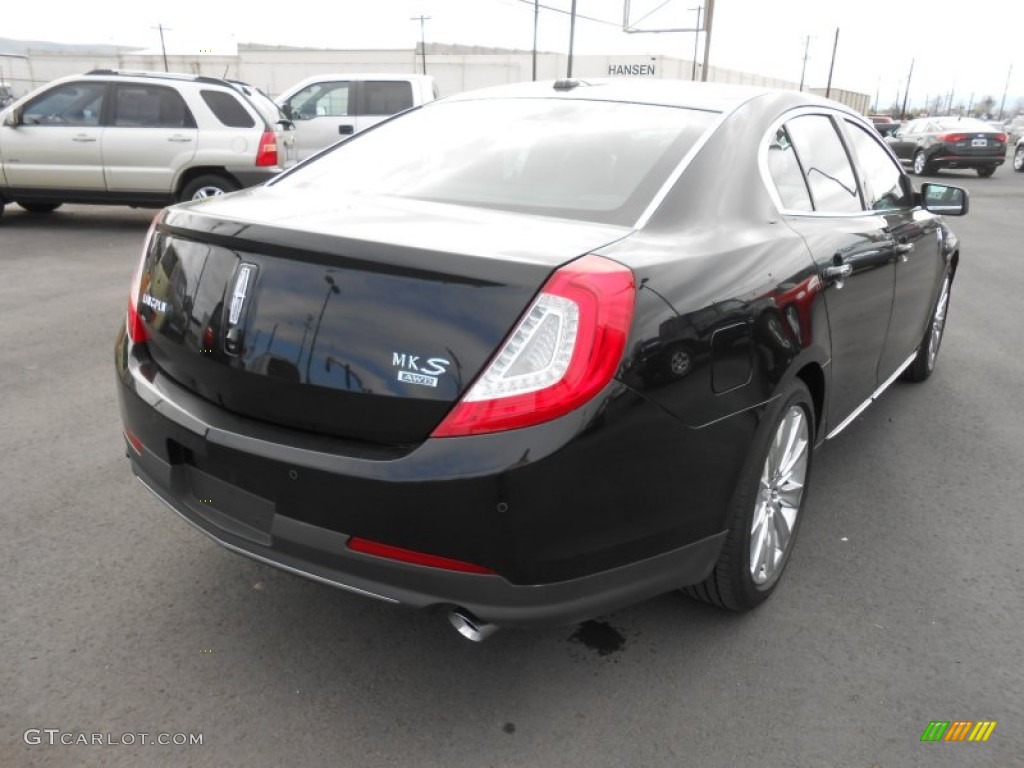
{"left": 758, "top": 105, "right": 874, "bottom": 219}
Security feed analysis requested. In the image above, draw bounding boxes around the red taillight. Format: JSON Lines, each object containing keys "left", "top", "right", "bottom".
{"left": 127, "top": 216, "right": 159, "bottom": 343}
{"left": 347, "top": 537, "right": 496, "bottom": 575}
{"left": 995, "top": 133, "right": 1008, "bottom": 143}
{"left": 431, "top": 254, "right": 635, "bottom": 437}
{"left": 255, "top": 130, "right": 278, "bottom": 167}
{"left": 937, "top": 133, "right": 968, "bottom": 143}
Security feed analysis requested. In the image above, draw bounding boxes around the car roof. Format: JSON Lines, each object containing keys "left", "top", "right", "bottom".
{"left": 443, "top": 79, "right": 839, "bottom": 115}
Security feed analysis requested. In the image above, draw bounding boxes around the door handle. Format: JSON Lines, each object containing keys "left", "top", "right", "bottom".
{"left": 338, "top": 124, "right": 354, "bottom": 135}
{"left": 72, "top": 135, "right": 97, "bottom": 142}
{"left": 167, "top": 135, "right": 193, "bottom": 143}
{"left": 823, "top": 263, "right": 852, "bottom": 281}
{"left": 893, "top": 242, "right": 914, "bottom": 261}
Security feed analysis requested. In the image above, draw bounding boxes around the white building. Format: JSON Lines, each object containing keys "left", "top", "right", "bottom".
{"left": 2, "top": 42, "right": 870, "bottom": 113}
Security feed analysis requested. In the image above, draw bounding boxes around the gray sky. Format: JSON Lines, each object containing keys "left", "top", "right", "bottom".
{"left": 7, "top": 0, "right": 1024, "bottom": 111}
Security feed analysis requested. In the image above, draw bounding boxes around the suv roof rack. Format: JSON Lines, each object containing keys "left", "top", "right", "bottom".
{"left": 84, "top": 69, "right": 234, "bottom": 87}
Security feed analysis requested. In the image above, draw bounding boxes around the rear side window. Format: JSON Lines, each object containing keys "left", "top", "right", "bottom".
{"left": 200, "top": 90, "right": 256, "bottom": 128}
{"left": 765, "top": 126, "right": 813, "bottom": 211}
{"left": 273, "top": 98, "right": 717, "bottom": 226}
{"left": 783, "top": 114, "right": 862, "bottom": 213}
{"left": 362, "top": 81, "right": 414, "bottom": 116}
{"left": 113, "top": 85, "right": 195, "bottom": 128}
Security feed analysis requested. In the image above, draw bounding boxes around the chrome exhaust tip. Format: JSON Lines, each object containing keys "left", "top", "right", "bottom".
{"left": 448, "top": 610, "right": 498, "bottom": 642}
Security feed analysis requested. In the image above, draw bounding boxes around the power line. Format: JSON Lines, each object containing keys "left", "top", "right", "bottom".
{"left": 512, "top": 0, "right": 621, "bottom": 28}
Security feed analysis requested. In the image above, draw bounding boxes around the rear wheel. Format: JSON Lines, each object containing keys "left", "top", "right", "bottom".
{"left": 912, "top": 151, "right": 931, "bottom": 176}
{"left": 17, "top": 202, "right": 62, "bottom": 213}
{"left": 179, "top": 174, "right": 238, "bottom": 202}
{"left": 903, "top": 271, "right": 952, "bottom": 382}
{"left": 685, "top": 380, "right": 814, "bottom": 610}
{"left": 1013, "top": 146, "right": 1024, "bottom": 172}
{"left": 976, "top": 166, "right": 996, "bottom": 178}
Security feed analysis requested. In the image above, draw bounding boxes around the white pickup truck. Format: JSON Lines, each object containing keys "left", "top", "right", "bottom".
{"left": 276, "top": 74, "right": 438, "bottom": 160}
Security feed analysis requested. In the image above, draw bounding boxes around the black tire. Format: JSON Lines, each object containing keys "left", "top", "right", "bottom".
{"left": 903, "top": 271, "right": 952, "bottom": 383}
{"left": 912, "top": 150, "right": 931, "bottom": 176}
{"left": 684, "top": 379, "right": 815, "bottom": 610}
{"left": 17, "top": 202, "right": 62, "bottom": 213}
{"left": 179, "top": 174, "right": 239, "bottom": 203}
{"left": 976, "top": 167, "right": 996, "bottom": 178}
{"left": 1013, "top": 146, "right": 1024, "bottom": 172}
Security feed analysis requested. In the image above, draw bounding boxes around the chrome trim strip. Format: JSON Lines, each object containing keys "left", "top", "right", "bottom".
{"left": 135, "top": 475, "right": 401, "bottom": 605}
{"left": 825, "top": 353, "right": 916, "bottom": 440}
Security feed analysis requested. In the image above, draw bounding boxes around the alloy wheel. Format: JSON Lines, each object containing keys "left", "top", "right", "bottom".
{"left": 927, "top": 275, "right": 951, "bottom": 371}
{"left": 191, "top": 186, "right": 227, "bottom": 201}
{"left": 749, "top": 405, "right": 809, "bottom": 587}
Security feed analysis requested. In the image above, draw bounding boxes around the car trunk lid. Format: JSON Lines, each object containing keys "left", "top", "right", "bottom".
{"left": 136, "top": 191, "right": 631, "bottom": 445}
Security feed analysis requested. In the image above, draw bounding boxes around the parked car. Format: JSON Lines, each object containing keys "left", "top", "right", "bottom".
{"left": 0, "top": 70, "right": 296, "bottom": 218}
{"left": 1014, "top": 137, "right": 1024, "bottom": 172}
{"left": 1006, "top": 116, "right": 1024, "bottom": 145}
{"left": 116, "top": 80, "right": 967, "bottom": 641}
{"left": 275, "top": 73, "right": 437, "bottom": 160}
{"left": 885, "top": 116, "right": 1006, "bottom": 176}
{"left": 868, "top": 114, "right": 899, "bottom": 137}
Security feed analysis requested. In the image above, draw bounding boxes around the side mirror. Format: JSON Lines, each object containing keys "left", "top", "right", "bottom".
{"left": 920, "top": 183, "right": 969, "bottom": 216}
{"left": 3, "top": 107, "right": 22, "bottom": 127}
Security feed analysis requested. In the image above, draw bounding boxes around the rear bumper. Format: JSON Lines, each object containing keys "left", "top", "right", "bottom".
{"left": 932, "top": 154, "right": 1005, "bottom": 169}
{"left": 130, "top": 451, "right": 724, "bottom": 627}
{"left": 116, "top": 333, "right": 741, "bottom": 627}
{"left": 228, "top": 167, "right": 285, "bottom": 189}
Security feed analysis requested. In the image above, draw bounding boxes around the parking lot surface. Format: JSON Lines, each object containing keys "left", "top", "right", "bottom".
{"left": 2, "top": 170, "right": 1023, "bottom": 767}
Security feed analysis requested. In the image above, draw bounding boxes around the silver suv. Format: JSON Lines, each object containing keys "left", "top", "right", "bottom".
{"left": 0, "top": 70, "right": 296, "bottom": 217}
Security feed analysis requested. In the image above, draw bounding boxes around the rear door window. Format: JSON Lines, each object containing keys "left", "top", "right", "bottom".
{"left": 200, "top": 90, "right": 256, "bottom": 128}
{"left": 361, "top": 81, "right": 414, "bottom": 116}
{"left": 113, "top": 84, "right": 195, "bottom": 128}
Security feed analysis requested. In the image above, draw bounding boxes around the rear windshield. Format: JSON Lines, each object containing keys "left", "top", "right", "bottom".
{"left": 270, "top": 98, "right": 717, "bottom": 225}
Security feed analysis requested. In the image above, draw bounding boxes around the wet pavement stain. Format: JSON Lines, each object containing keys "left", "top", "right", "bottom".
{"left": 568, "top": 620, "right": 626, "bottom": 656}
{"left": 502, "top": 722, "right": 516, "bottom": 734}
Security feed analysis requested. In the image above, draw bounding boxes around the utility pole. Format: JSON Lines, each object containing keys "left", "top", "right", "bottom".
{"left": 900, "top": 58, "right": 914, "bottom": 121}
{"left": 410, "top": 15, "right": 430, "bottom": 75}
{"left": 998, "top": 63, "right": 1013, "bottom": 120}
{"left": 825, "top": 28, "right": 839, "bottom": 99}
{"left": 700, "top": 0, "right": 714, "bottom": 81}
{"left": 152, "top": 23, "right": 170, "bottom": 72}
{"left": 567, "top": 0, "right": 578, "bottom": 78}
{"left": 799, "top": 35, "right": 810, "bottom": 92}
{"left": 690, "top": 5, "right": 702, "bottom": 81}
{"left": 532, "top": 0, "right": 539, "bottom": 81}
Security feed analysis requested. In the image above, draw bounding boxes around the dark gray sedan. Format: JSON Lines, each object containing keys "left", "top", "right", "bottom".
{"left": 886, "top": 116, "right": 1007, "bottom": 177}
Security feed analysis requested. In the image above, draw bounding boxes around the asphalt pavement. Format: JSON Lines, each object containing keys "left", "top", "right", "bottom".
{"left": 1, "top": 170, "right": 1022, "bottom": 767}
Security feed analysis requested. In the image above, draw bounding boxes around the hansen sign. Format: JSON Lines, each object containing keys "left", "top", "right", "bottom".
{"left": 607, "top": 63, "right": 656, "bottom": 76}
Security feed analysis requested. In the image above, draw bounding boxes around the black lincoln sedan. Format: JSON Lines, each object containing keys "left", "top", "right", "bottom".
{"left": 885, "top": 115, "right": 1007, "bottom": 176}
{"left": 116, "top": 80, "right": 967, "bottom": 641}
